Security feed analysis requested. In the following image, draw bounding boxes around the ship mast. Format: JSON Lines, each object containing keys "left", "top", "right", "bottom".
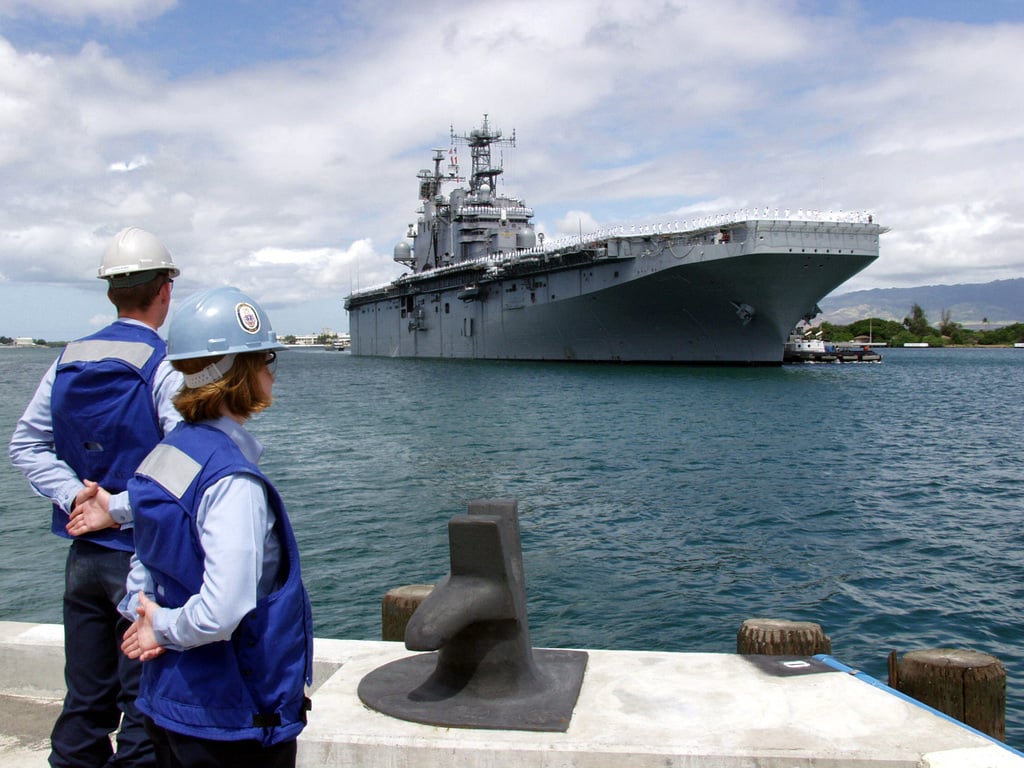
{"left": 417, "top": 150, "right": 447, "bottom": 202}
{"left": 451, "top": 113, "right": 516, "bottom": 197}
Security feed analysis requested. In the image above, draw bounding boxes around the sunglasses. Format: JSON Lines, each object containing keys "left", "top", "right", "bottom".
{"left": 265, "top": 350, "right": 278, "bottom": 375}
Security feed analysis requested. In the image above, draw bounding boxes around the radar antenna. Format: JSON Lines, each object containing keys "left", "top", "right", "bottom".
{"left": 451, "top": 114, "right": 516, "bottom": 196}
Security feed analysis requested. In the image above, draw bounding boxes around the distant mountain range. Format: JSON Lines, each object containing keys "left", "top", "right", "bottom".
{"left": 818, "top": 278, "right": 1024, "bottom": 328}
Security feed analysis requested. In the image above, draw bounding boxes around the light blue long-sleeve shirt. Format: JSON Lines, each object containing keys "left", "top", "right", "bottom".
{"left": 7, "top": 318, "right": 184, "bottom": 525}
{"left": 120, "top": 416, "right": 282, "bottom": 651}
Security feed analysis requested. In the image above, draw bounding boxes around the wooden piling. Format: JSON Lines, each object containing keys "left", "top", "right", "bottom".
{"left": 891, "top": 648, "right": 1005, "bottom": 741}
{"left": 736, "top": 618, "right": 832, "bottom": 656}
{"left": 381, "top": 584, "right": 434, "bottom": 642}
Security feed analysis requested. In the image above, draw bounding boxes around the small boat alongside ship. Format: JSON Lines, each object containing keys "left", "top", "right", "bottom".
{"left": 783, "top": 331, "right": 883, "bottom": 363}
{"left": 345, "top": 115, "right": 887, "bottom": 364}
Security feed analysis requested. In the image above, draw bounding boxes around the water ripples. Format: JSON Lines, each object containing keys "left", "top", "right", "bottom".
{"left": 1, "top": 347, "right": 1023, "bottom": 744}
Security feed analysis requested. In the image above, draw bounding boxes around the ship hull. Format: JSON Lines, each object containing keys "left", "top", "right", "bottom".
{"left": 347, "top": 219, "right": 881, "bottom": 365}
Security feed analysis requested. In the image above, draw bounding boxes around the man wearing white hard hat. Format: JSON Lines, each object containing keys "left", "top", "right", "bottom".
{"left": 9, "top": 227, "right": 183, "bottom": 767}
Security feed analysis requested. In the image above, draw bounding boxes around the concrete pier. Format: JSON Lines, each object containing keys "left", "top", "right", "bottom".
{"left": 2, "top": 621, "right": 1022, "bottom": 767}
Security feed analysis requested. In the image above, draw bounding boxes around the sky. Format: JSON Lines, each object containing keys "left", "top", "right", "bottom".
{"left": 1, "top": 0, "right": 1023, "bottom": 341}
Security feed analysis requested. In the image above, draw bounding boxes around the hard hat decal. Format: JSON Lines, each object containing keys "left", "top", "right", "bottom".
{"left": 235, "top": 302, "right": 262, "bottom": 335}
{"left": 167, "top": 287, "right": 282, "bottom": 361}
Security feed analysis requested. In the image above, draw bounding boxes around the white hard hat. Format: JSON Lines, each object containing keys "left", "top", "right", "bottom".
{"left": 98, "top": 227, "right": 179, "bottom": 286}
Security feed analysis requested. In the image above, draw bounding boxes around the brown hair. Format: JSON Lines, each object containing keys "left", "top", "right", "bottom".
{"left": 172, "top": 352, "right": 272, "bottom": 422}
{"left": 107, "top": 271, "right": 172, "bottom": 313}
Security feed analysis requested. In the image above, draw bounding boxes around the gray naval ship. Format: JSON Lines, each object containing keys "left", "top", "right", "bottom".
{"left": 345, "top": 116, "right": 885, "bottom": 364}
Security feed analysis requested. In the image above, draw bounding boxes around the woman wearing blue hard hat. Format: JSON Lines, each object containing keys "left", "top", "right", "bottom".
{"left": 119, "top": 286, "right": 313, "bottom": 768}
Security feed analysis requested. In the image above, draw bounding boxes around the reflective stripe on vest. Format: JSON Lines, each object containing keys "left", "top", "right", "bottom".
{"left": 136, "top": 443, "right": 202, "bottom": 500}
{"left": 61, "top": 339, "right": 156, "bottom": 370}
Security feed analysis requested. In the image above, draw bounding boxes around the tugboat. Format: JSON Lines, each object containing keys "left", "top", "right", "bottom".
{"left": 783, "top": 331, "right": 838, "bottom": 363}
{"left": 345, "top": 115, "right": 886, "bottom": 364}
{"left": 783, "top": 330, "right": 883, "bottom": 363}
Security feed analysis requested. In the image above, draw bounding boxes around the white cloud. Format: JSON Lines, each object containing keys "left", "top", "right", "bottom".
{"left": 0, "top": 0, "right": 1023, "bottom": 337}
{"left": 88, "top": 311, "right": 112, "bottom": 329}
{"left": 108, "top": 154, "right": 150, "bottom": 172}
{"left": 553, "top": 211, "right": 602, "bottom": 240}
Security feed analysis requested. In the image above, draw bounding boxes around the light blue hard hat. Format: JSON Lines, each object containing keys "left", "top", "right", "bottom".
{"left": 166, "top": 286, "right": 285, "bottom": 361}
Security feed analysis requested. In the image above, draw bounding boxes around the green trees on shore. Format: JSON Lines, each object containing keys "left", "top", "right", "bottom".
{"left": 812, "top": 303, "right": 1024, "bottom": 346}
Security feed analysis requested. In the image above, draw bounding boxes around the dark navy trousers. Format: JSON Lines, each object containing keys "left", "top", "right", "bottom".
{"left": 51, "top": 540, "right": 155, "bottom": 767}
{"left": 143, "top": 718, "right": 297, "bottom": 768}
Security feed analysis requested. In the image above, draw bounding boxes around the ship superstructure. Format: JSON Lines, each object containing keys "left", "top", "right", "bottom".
{"left": 345, "top": 116, "right": 885, "bottom": 364}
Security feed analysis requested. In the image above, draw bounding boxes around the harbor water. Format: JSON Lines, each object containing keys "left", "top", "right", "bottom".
{"left": 1, "top": 346, "right": 1022, "bottom": 746}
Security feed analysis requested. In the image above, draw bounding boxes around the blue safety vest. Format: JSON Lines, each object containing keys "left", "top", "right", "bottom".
{"left": 129, "top": 423, "right": 313, "bottom": 745}
{"left": 50, "top": 322, "right": 166, "bottom": 551}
